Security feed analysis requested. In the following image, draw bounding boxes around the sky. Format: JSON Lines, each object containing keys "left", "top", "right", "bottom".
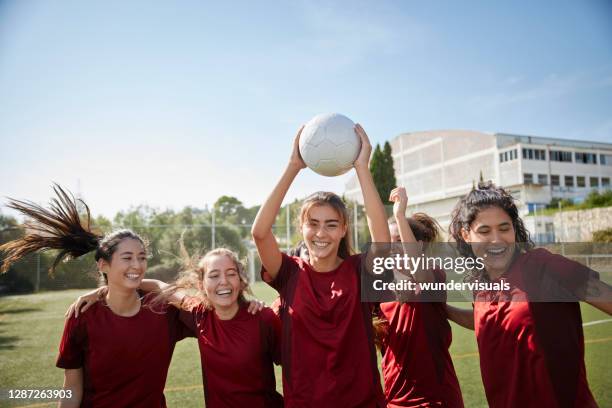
{"left": 1, "top": 0, "right": 611, "bottom": 219}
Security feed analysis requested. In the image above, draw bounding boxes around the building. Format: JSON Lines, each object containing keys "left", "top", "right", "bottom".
{"left": 344, "top": 130, "right": 612, "bottom": 240}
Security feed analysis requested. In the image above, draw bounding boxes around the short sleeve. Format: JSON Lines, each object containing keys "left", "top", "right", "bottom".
{"left": 168, "top": 306, "right": 196, "bottom": 341}
{"left": 178, "top": 297, "right": 204, "bottom": 335}
{"left": 532, "top": 248, "right": 599, "bottom": 300}
{"left": 261, "top": 308, "right": 282, "bottom": 365}
{"left": 261, "top": 252, "right": 298, "bottom": 294}
{"left": 56, "top": 316, "right": 87, "bottom": 369}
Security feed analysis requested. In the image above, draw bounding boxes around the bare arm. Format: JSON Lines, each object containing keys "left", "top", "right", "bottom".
{"left": 389, "top": 186, "right": 432, "bottom": 283}
{"left": 251, "top": 126, "right": 305, "bottom": 280}
{"left": 446, "top": 304, "right": 475, "bottom": 330}
{"left": 586, "top": 279, "right": 612, "bottom": 315}
{"left": 354, "top": 124, "right": 390, "bottom": 244}
{"left": 57, "top": 368, "right": 82, "bottom": 408}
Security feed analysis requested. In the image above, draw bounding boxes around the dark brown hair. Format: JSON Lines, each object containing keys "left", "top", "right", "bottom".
{"left": 449, "top": 181, "right": 534, "bottom": 259}
{"left": 298, "top": 191, "right": 353, "bottom": 259}
{"left": 388, "top": 212, "right": 441, "bottom": 243}
{"left": 0, "top": 184, "right": 146, "bottom": 281}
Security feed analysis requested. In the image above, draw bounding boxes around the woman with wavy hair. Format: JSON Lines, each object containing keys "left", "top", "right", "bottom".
{"left": 70, "top": 242, "right": 282, "bottom": 408}
{"left": 0, "top": 185, "right": 189, "bottom": 408}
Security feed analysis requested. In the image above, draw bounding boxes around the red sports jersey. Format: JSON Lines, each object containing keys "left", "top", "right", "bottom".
{"left": 380, "top": 271, "right": 464, "bottom": 407}
{"left": 179, "top": 302, "right": 283, "bottom": 408}
{"left": 56, "top": 293, "right": 190, "bottom": 408}
{"left": 262, "top": 253, "right": 385, "bottom": 407}
{"left": 474, "top": 248, "right": 598, "bottom": 408}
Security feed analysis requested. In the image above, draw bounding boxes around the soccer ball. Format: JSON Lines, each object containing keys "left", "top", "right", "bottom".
{"left": 299, "top": 113, "right": 361, "bottom": 177}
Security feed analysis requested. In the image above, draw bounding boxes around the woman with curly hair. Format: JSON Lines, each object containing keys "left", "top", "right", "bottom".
{"left": 449, "top": 181, "right": 611, "bottom": 408}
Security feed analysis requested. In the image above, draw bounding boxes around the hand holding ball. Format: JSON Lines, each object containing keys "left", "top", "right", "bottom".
{"left": 298, "top": 113, "right": 362, "bottom": 177}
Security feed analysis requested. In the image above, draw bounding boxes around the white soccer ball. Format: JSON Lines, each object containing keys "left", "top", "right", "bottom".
{"left": 299, "top": 113, "right": 361, "bottom": 177}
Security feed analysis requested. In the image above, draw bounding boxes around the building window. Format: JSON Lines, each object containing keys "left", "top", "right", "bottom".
{"left": 500, "top": 150, "right": 518, "bottom": 163}
{"left": 534, "top": 149, "right": 546, "bottom": 160}
{"left": 603, "top": 177, "right": 611, "bottom": 188}
{"left": 538, "top": 174, "right": 548, "bottom": 185}
{"left": 524, "top": 173, "right": 533, "bottom": 184}
{"left": 601, "top": 154, "right": 612, "bottom": 165}
{"left": 575, "top": 152, "right": 597, "bottom": 164}
{"left": 590, "top": 177, "right": 599, "bottom": 187}
{"left": 550, "top": 150, "right": 573, "bottom": 162}
{"left": 565, "top": 175, "right": 574, "bottom": 187}
{"left": 551, "top": 175, "right": 560, "bottom": 186}
{"left": 577, "top": 176, "right": 586, "bottom": 187}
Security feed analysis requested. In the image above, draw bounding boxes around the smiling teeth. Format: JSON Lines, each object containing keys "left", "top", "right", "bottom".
{"left": 216, "top": 289, "right": 231, "bottom": 295}
{"left": 487, "top": 248, "right": 506, "bottom": 255}
{"left": 126, "top": 273, "right": 140, "bottom": 279}
{"left": 313, "top": 241, "right": 330, "bottom": 248}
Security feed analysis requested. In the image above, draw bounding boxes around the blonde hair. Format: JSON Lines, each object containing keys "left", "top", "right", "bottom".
{"left": 153, "top": 240, "right": 252, "bottom": 311}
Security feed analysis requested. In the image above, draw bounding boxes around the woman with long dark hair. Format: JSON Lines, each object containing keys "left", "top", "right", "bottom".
{"left": 251, "top": 124, "right": 389, "bottom": 407}
{"left": 449, "top": 181, "right": 611, "bottom": 408}
{"left": 0, "top": 185, "right": 189, "bottom": 408}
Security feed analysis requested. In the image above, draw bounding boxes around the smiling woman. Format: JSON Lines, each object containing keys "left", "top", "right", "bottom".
{"left": 0, "top": 185, "right": 190, "bottom": 408}
{"left": 251, "top": 123, "right": 390, "bottom": 407}
{"left": 448, "top": 181, "right": 612, "bottom": 408}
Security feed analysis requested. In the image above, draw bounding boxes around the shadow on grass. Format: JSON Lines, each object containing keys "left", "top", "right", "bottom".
{"left": 0, "top": 307, "right": 43, "bottom": 314}
{"left": 0, "top": 307, "right": 42, "bottom": 350}
{"left": 0, "top": 334, "right": 19, "bottom": 350}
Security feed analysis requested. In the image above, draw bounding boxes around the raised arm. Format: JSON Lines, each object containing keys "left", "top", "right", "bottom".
{"left": 58, "top": 368, "right": 83, "bottom": 408}
{"left": 389, "top": 187, "right": 432, "bottom": 283}
{"left": 353, "top": 124, "right": 390, "bottom": 244}
{"left": 251, "top": 126, "right": 305, "bottom": 280}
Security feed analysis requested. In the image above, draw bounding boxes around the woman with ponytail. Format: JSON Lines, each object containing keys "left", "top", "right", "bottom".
{"left": 450, "top": 181, "right": 611, "bottom": 408}
{"left": 70, "top": 242, "right": 282, "bottom": 408}
{"left": 374, "top": 186, "right": 463, "bottom": 407}
{"left": 251, "top": 124, "right": 388, "bottom": 407}
{"left": 0, "top": 185, "right": 190, "bottom": 408}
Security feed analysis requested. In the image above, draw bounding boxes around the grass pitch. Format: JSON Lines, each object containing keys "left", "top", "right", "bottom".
{"left": 0, "top": 285, "right": 610, "bottom": 407}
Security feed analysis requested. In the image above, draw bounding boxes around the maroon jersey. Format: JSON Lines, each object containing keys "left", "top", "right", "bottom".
{"left": 262, "top": 253, "right": 385, "bottom": 407}
{"left": 474, "top": 248, "right": 598, "bottom": 408}
{"left": 56, "top": 293, "right": 189, "bottom": 408}
{"left": 180, "top": 302, "right": 283, "bottom": 408}
{"left": 380, "top": 271, "right": 464, "bottom": 407}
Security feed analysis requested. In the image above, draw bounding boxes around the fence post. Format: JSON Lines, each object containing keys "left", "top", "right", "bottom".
{"left": 35, "top": 253, "right": 40, "bottom": 292}
{"left": 354, "top": 202, "right": 359, "bottom": 249}
{"left": 211, "top": 204, "right": 216, "bottom": 250}
{"left": 286, "top": 203, "right": 290, "bottom": 251}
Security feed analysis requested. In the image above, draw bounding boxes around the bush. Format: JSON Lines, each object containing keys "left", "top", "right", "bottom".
{"left": 593, "top": 228, "right": 612, "bottom": 243}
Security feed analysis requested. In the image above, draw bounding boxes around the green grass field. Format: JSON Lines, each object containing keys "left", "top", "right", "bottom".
{"left": 0, "top": 284, "right": 610, "bottom": 407}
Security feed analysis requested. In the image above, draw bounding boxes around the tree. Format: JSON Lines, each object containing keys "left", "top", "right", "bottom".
{"left": 370, "top": 142, "right": 396, "bottom": 210}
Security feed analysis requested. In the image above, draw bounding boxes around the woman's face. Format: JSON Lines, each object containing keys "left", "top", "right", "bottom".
{"left": 301, "top": 204, "right": 347, "bottom": 261}
{"left": 202, "top": 254, "right": 243, "bottom": 309}
{"left": 101, "top": 238, "right": 147, "bottom": 290}
{"left": 461, "top": 206, "right": 516, "bottom": 277}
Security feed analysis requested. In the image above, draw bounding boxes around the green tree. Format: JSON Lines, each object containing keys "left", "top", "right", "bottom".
{"left": 370, "top": 142, "right": 396, "bottom": 209}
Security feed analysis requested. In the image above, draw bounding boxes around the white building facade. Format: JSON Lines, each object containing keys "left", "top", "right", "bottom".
{"left": 344, "top": 130, "right": 612, "bottom": 240}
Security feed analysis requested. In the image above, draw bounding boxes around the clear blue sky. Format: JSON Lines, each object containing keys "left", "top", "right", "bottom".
{"left": 1, "top": 0, "right": 611, "bottom": 218}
